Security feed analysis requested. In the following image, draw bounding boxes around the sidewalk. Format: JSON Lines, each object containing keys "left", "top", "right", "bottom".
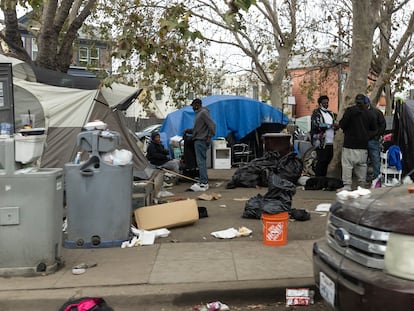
{"left": 0, "top": 169, "right": 336, "bottom": 310}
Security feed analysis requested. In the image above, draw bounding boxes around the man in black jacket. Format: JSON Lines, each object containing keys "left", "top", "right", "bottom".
{"left": 146, "top": 132, "right": 180, "bottom": 173}
{"left": 310, "top": 95, "right": 339, "bottom": 176}
{"left": 339, "top": 94, "right": 377, "bottom": 190}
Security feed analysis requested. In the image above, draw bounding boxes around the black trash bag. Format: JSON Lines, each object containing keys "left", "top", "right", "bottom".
{"left": 304, "top": 176, "right": 344, "bottom": 191}
{"left": 262, "top": 198, "right": 291, "bottom": 214}
{"left": 289, "top": 208, "right": 311, "bottom": 221}
{"left": 265, "top": 174, "right": 297, "bottom": 199}
{"left": 226, "top": 165, "right": 262, "bottom": 188}
{"left": 227, "top": 151, "right": 281, "bottom": 189}
{"left": 242, "top": 173, "right": 296, "bottom": 219}
{"left": 242, "top": 194, "right": 265, "bottom": 219}
{"left": 276, "top": 152, "right": 303, "bottom": 184}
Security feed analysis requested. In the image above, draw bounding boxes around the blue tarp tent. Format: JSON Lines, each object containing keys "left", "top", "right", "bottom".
{"left": 160, "top": 95, "right": 289, "bottom": 149}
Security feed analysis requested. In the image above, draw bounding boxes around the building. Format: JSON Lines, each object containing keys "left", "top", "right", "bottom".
{"left": 18, "top": 14, "right": 112, "bottom": 77}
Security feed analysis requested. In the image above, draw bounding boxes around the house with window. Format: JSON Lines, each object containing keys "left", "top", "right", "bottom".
{"left": 18, "top": 15, "right": 111, "bottom": 77}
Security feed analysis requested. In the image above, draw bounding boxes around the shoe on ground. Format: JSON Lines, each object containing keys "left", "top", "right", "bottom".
{"left": 163, "top": 181, "right": 173, "bottom": 188}
{"left": 337, "top": 184, "right": 352, "bottom": 192}
{"left": 371, "top": 178, "right": 381, "bottom": 189}
{"left": 190, "top": 183, "right": 209, "bottom": 192}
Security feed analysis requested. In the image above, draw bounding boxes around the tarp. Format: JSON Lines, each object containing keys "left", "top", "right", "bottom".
{"left": 160, "top": 95, "right": 289, "bottom": 148}
{"left": 1, "top": 54, "right": 152, "bottom": 179}
{"left": 394, "top": 99, "right": 414, "bottom": 175}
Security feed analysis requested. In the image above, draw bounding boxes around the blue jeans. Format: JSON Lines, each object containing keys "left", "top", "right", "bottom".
{"left": 367, "top": 139, "right": 381, "bottom": 179}
{"left": 194, "top": 139, "right": 208, "bottom": 184}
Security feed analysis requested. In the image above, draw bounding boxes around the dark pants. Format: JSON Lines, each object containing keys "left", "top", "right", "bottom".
{"left": 315, "top": 144, "right": 333, "bottom": 177}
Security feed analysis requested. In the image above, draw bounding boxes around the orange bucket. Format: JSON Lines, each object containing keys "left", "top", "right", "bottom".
{"left": 261, "top": 212, "right": 289, "bottom": 246}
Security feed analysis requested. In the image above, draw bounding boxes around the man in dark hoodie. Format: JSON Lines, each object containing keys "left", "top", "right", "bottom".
{"left": 146, "top": 132, "right": 180, "bottom": 173}
{"left": 339, "top": 94, "right": 377, "bottom": 190}
{"left": 183, "top": 98, "right": 216, "bottom": 192}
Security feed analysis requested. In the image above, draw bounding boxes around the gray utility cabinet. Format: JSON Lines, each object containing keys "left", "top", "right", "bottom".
{"left": 64, "top": 130, "right": 133, "bottom": 248}
{"left": 0, "top": 138, "right": 63, "bottom": 276}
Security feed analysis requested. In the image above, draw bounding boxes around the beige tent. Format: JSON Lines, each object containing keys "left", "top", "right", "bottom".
{"left": 1, "top": 54, "right": 152, "bottom": 179}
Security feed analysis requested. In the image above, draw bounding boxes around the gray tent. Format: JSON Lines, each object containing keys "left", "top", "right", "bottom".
{"left": 1, "top": 54, "right": 152, "bottom": 179}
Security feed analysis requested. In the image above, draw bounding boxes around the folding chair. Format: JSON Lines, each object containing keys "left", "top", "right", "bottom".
{"left": 232, "top": 143, "right": 253, "bottom": 167}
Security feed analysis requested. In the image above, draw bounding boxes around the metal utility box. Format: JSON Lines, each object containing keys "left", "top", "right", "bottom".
{"left": 0, "top": 154, "right": 63, "bottom": 276}
{"left": 64, "top": 129, "right": 133, "bottom": 248}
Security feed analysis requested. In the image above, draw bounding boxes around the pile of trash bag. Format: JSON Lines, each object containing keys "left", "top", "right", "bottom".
{"left": 226, "top": 151, "right": 303, "bottom": 189}
{"left": 242, "top": 174, "right": 297, "bottom": 219}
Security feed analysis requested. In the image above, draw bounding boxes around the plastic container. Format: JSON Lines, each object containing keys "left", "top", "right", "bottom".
{"left": 261, "top": 212, "right": 289, "bottom": 246}
{"left": 14, "top": 134, "right": 46, "bottom": 163}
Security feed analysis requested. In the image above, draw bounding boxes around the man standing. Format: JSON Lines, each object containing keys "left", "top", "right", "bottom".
{"left": 339, "top": 94, "right": 377, "bottom": 190}
{"left": 183, "top": 98, "right": 216, "bottom": 191}
{"left": 366, "top": 97, "right": 386, "bottom": 188}
{"left": 310, "top": 95, "right": 339, "bottom": 176}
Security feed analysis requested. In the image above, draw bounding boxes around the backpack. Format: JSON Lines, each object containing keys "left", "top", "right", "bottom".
{"left": 58, "top": 297, "right": 114, "bottom": 311}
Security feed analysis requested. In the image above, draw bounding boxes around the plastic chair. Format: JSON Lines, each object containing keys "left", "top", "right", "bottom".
{"left": 380, "top": 150, "right": 402, "bottom": 185}
{"left": 232, "top": 143, "right": 253, "bottom": 167}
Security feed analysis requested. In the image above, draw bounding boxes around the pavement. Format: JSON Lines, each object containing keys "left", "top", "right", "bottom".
{"left": 0, "top": 168, "right": 338, "bottom": 311}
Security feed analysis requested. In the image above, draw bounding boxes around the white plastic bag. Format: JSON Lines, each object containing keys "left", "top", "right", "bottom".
{"left": 102, "top": 149, "right": 133, "bottom": 165}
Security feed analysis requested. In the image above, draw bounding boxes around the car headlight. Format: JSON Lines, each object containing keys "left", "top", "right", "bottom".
{"left": 384, "top": 233, "right": 414, "bottom": 280}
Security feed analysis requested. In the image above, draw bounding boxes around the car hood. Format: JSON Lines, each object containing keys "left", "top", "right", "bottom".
{"left": 331, "top": 185, "right": 414, "bottom": 235}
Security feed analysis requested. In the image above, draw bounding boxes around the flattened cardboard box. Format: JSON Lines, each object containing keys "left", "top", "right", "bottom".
{"left": 134, "top": 199, "right": 199, "bottom": 230}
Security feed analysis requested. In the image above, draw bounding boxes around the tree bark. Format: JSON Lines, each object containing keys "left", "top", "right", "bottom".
{"left": 328, "top": 0, "right": 380, "bottom": 177}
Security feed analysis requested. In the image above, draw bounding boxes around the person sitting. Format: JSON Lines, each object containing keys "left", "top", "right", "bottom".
{"left": 146, "top": 132, "right": 180, "bottom": 173}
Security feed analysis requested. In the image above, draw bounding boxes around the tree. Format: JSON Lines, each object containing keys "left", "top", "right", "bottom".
{"left": 98, "top": 0, "right": 209, "bottom": 110}
{"left": 324, "top": 0, "right": 414, "bottom": 176}
{"left": 0, "top": 0, "right": 210, "bottom": 112}
{"left": 369, "top": 1, "right": 414, "bottom": 115}
{"left": 0, "top": 0, "right": 98, "bottom": 72}
{"left": 186, "top": 0, "right": 306, "bottom": 109}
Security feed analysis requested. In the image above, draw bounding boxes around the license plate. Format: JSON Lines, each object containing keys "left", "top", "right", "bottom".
{"left": 320, "top": 271, "right": 335, "bottom": 306}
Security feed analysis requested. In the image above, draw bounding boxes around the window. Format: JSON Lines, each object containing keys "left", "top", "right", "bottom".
{"left": 79, "top": 47, "right": 89, "bottom": 67}
{"left": 155, "top": 91, "right": 163, "bottom": 100}
{"left": 252, "top": 85, "right": 259, "bottom": 100}
{"left": 79, "top": 46, "right": 100, "bottom": 67}
{"left": 31, "top": 38, "right": 38, "bottom": 60}
{"left": 90, "top": 47, "right": 99, "bottom": 67}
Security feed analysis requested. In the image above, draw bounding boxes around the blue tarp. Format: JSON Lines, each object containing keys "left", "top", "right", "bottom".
{"left": 160, "top": 95, "right": 289, "bottom": 149}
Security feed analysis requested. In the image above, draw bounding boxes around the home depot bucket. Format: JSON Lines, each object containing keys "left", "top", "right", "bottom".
{"left": 262, "top": 212, "right": 289, "bottom": 246}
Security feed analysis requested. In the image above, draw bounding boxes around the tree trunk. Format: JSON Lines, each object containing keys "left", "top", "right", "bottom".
{"left": 0, "top": 3, "right": 31, "bottom": 62}
{"left": 327, "top": 0, "right": 380, "bottom": 177}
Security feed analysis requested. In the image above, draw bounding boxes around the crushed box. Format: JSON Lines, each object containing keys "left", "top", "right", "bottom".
{"left": 134, "top": 199, "right": 199, "bottom": 230}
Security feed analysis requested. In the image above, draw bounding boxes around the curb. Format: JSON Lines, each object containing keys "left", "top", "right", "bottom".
{"left": 0, "top": 278, "right": 316, "bottom": 311}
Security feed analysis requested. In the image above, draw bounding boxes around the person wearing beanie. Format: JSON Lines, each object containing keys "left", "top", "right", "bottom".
{"left": 310, "top": 95, "right": 339, "bottom": 176}
{"left": 366, "top": 96, "right": 386, "bottom": 188}
{"left": 183, "top": 98, "right": 216, "bottom": 192}
{"left": 146, "top": 132, "right": 181, "bottom": 173}
{"left": 339, "top": 94, "right": 377, "bottom": 190}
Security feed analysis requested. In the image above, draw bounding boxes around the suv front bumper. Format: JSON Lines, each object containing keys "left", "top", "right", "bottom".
{"left": 313, "top": 239, "right": 414, "bottom": 311}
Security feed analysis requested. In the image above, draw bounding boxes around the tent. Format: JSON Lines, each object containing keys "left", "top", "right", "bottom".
{"left": 160, "top": 95, "right": 289, "bottom": 151}
{"left": 394, "top": 99, "right": 414, "bottom": 176}
{"left": 1, "top": 54, "right": 152, "bottom": 179}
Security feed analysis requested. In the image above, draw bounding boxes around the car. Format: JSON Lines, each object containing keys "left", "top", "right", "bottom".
{"left": 135, "top": 123, "right": 162, "bottom": 140}
{"left": 312, "top": 185, "right": 414, "bottom": 310}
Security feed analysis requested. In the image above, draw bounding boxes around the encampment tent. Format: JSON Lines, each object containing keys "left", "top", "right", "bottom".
{"left": 160, "top": 95, "right": 289, "bottom": 151}
{"left": 1, "top": 54, "right": 152, "bottom": 179}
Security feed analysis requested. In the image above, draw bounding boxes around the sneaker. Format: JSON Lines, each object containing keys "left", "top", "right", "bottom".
{"left": 371, "top": 178, "right": 381, "bottom": 189}
{"left": 190, "top": 183, "right": 209, "bottom": 192}
{"left": 337, "top": 184, "right": 352, "bottom": 192}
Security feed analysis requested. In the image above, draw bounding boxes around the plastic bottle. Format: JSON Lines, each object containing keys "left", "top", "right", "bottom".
{"left": 74, "top": 152, "right": 82, "bottom": 164}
